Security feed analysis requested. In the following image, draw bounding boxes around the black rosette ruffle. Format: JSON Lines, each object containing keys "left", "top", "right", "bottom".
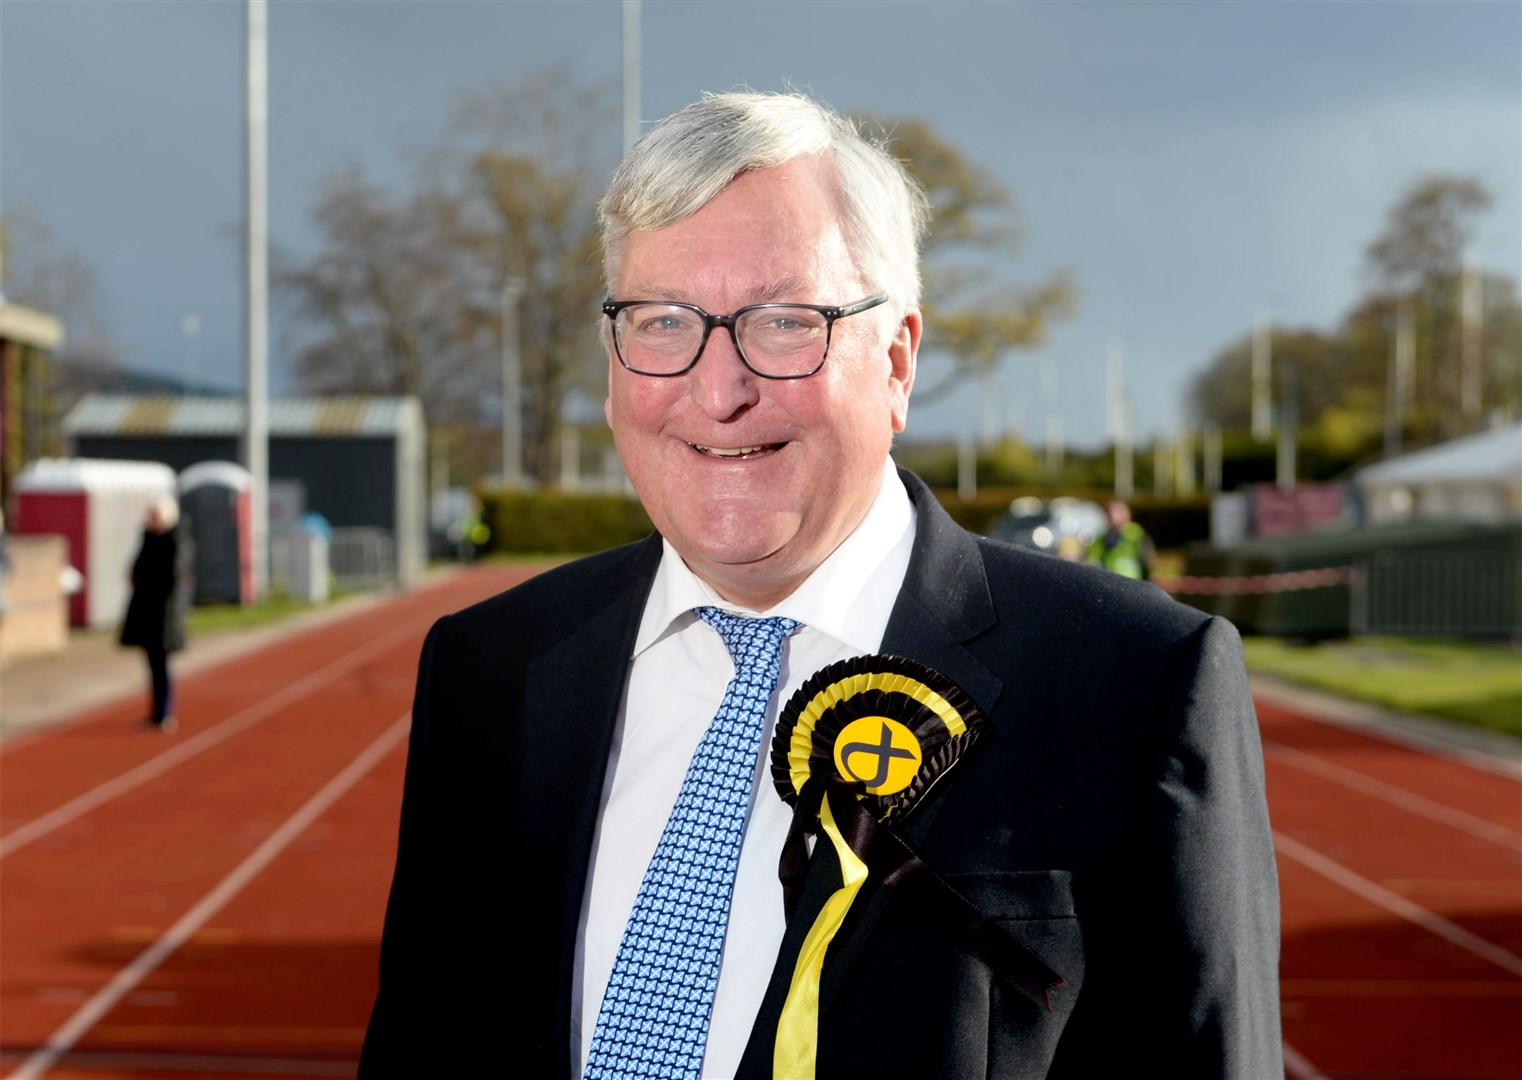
{"left": 770, "top": 653, "right": 986, "bottom": 825}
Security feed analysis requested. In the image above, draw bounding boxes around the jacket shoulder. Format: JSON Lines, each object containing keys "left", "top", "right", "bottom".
{"left": 975, "top": 533, "right": 1211, "bottom": 648}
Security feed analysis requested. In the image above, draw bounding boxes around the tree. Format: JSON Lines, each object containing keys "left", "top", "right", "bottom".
{"left": 1187, "top": 172, "right": 1520, "bottom": 479}
{"left": 1362, "top": 175, "right": 1495, "bottom": 440}
{"left": 283, "top": 83, "right": 1068, "bottom": 481}
{"left": 279, "top": 168, "right": 493, "bottom": 418}
{"left": 446, "top": 71, "right": 614, "bottom": 484}
{"left": 860, "top": 116, "right": 1074, "bottom": 400}
{"left": 1, "top": 204, "right": 119, "bottom": 369}
{"left": 278, "top": 68, "right": 617, "bottom": 487}
{"left": 1188, "top": 326, "right": 1352, "bottom": 434}
{"left": 1366, "top": 175, "right": 1490, "bottom": 293}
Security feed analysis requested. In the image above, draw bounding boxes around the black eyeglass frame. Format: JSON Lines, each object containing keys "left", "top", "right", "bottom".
{"left": 601, "top": 293, "right": 889, "bottom": 379}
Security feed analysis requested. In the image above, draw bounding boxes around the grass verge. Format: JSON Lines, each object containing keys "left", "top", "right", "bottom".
{"left": 1241, "top": 636, "right": 1522, "bottom": 739}
{"left": 186, "top": 590, "right": 353, "bottom": 635}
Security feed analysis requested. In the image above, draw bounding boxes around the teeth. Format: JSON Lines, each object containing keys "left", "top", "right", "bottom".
{"left": 695, "top": 444, "right": 770, "bottom": 457}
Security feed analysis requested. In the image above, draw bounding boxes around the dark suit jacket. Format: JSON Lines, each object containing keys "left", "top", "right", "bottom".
{"left": 359, "top": 471, "right": 1281, "bottom": 1078}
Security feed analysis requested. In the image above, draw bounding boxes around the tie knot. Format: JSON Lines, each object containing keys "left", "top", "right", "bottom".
{"left": 695, "top": 607, "right": 799, "bottom": 669}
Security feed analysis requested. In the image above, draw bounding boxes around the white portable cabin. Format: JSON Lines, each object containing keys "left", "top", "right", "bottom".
{"left": 14, "top": 458, "right": 177, "bottom": 628}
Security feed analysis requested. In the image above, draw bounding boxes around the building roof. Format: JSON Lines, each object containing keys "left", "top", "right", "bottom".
{"left": 0, "top": 302, "right": 65, "bottom": 350}
{"left": 63, "top": 394, "right": 424, "bottom": 439}
{"left": 1356, "top": 421, "right": 1522, "bottom": 486}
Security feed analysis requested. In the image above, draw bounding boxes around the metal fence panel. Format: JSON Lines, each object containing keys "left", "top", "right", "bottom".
{"left": 1352, "top": 550, "right": 1521, "bottom": 638}
{"left": 328, "top": 527, "right": 397, "bottom": 590}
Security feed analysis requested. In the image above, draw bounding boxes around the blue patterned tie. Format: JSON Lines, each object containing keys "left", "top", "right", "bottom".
{"left": 584, "top": 608, "right": 800, "bottom": 1079}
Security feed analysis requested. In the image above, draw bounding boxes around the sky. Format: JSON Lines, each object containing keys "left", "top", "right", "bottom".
{"left": 3, "top": 0, "right": 1518, "bottom": 451}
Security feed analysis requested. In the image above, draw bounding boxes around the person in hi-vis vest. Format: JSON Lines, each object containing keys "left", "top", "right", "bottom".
{"left": 1088, "top": 499, "right": 1156, "bottom": 581}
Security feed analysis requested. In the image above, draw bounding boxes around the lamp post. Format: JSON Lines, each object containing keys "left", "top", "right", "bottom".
{"left": 623, "top": 0, "right": 641, "bottom": 151}
{"left": 243, "top": 0, "right": 269, "bottom": 601}
{"left": 1251, "top": 308, "right": 1271, "bottom": 441}
{"left": 1276, "top": 358, "right": 1298, "bottom": 491}
{"left": 180, "top": 313, "right": 201, "bottom": 396}
{"left": 501, "top": 278, "right": 525, "bottom": 488}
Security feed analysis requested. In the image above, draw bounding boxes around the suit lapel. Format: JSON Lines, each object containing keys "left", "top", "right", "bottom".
{"left": 739, "top": 470, "right": 1004, "bottom": 1073}
{"left": 873, "top": 475, "right": 1004, "bottom": 840}
{"left": 517, "top": 537, "right": 661, "bottom": 1073}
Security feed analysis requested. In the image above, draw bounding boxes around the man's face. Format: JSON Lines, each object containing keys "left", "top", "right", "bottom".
{"left": 605, "top": 157, "right": 919, "bottom": 610}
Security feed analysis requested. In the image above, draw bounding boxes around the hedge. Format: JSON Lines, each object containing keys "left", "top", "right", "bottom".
{"left": 479, "top": 488, "right": 654, "bottom": 554}
{"left": 477, "top": 483, "right": 1212, "bottom": 555}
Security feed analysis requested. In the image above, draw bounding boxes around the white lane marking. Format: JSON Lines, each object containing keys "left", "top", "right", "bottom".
{"left": 1265, "top": 739, "right": 1522, "bottom": 853}
{"left": 6, "top": 713, "right": 409, "bottom": 1080}
{"left": 0, "top": 618, "right": 425, "bottom": 861}
{"left": 1253, "top": 679, "right": 1522, "bottom": 781}
{"left": 1274, "top": 830, "right": 1522, "bottom": 978}
{"left": 3, "top": 1052, "right": 353, "bottom": 1077}
{"left": 1282, "top": 1040, "right": 1330, "bottom": 1080}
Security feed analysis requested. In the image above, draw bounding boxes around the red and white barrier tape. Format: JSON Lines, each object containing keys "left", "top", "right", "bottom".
{"left": 1158, "top": 566, "right": 1353, "bottom": 596}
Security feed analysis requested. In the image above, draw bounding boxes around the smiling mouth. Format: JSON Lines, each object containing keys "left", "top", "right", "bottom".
{"left": 691, "top": 443, "right": 783, "bottom": 459}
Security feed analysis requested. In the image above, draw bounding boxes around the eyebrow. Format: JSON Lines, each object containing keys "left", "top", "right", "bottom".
{"left": 617, "top": 276, "right": 817, "bottom": 306}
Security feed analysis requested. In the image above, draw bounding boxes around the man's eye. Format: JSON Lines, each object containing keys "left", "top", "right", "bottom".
{"left": 756, "top": 312, "right": 822, "bottom": 334}
{"left": 636, "top": 314, "right": 690, "bottom": 334}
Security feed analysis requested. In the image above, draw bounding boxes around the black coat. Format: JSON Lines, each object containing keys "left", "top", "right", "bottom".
{"left": 361, "top": 470, "right": 1281, "bottom": 1078}
{"left": 120, "top": 524, "right": 192, "bottom": 653}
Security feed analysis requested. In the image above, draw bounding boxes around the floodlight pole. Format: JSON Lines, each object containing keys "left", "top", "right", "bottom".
{"left": 623, "top": 0, "right": 641, "bottom": 151}
{"left": 501, "top": 278, "right": 525, "bottom": 489}
{"left": 1115, "top": 390, "right": 1134, "bottom": 500}
{"left": 1384, "top": 304, "right": 1414, "bottom": 459}
{"left": 243, "top": 0, "right": 269, "bottom": 600}
{"left": 180, "top": 313, "right": 201, "bottom": 396}
{"left": 1276, "top": 359, "right": 1297, "bottom": 491}
{"left": 1251, "top": 308, "right": 1271, "bottom": 441}
{"left": 1460, "top": 250, "right": 1482, "bottom": 420}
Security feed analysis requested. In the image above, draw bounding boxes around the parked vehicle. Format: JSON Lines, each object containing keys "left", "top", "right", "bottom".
{"left": 986, "top": 496, "right": 1107, "bottom": 561}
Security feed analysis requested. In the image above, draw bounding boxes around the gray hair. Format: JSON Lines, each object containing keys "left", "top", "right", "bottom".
{"left": 598, "top": 91, "right": 930, "bottom": 312}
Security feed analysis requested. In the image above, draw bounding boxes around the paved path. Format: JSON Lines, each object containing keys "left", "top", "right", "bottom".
{"left": 0, "top": 573, "right": 467, "bottom": 743}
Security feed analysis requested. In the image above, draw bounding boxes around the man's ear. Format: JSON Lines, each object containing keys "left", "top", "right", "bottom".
{"left": 604, "top": 349, "right": 618, "bottom": 432}
{"left": 888, "top": 307, "right": 921, "bottom": 434}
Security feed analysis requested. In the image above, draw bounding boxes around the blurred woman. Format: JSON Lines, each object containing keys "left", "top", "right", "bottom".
{"left": 121, "top": 493, "right": 192, "bottom": 732}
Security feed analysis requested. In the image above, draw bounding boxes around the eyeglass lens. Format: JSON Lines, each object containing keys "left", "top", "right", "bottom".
{"left": 613, "top": 303, "right": 829, "bottom": 377}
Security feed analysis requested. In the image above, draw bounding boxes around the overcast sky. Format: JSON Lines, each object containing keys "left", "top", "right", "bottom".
{"left": 4, "top": 0, "right": 1518, "bottom": 449}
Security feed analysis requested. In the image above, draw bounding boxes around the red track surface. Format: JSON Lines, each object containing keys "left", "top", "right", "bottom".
{"left": 2, "top": 563, "right": 1518, "bottom": 1079}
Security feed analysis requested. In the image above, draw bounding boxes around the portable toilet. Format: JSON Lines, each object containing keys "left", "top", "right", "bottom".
{"left": 179, "top": 460, "right": 253, "bottom": 606}
{"left": 14, "top": 458, "right": 176, "bottom": 628}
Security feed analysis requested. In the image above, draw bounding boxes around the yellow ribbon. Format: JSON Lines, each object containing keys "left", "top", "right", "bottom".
{"left": 772, "top": 794, "right": 869, "bottom": 1079}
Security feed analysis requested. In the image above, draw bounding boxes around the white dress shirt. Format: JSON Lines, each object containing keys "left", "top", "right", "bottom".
{"left": 573, "top": 456, "right": 916, "bottom": 1079}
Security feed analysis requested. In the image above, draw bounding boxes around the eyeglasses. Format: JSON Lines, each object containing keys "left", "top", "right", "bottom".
{"left": 602, "top": 294, "right": 888, "bottom": 379}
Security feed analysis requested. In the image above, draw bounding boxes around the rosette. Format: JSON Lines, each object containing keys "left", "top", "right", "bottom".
{"left": 766, "top": 654, "right": 1063, "bottom": 1079}
{"left": 770, "top": 653, "right": 985, "bottom": 825}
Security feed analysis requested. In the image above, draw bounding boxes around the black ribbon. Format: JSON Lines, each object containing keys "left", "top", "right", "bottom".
{"left": 778, "top": 776, "right": 1065, "bottom": 1011}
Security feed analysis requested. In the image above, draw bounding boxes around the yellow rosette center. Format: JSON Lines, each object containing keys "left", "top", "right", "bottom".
{"left": 831, "top": 716, "right": 922, "bottom": 796}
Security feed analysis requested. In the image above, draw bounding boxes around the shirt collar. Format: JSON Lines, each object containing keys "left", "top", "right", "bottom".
{"left": 633, "top": 456, "right": 915, "bottom": 657}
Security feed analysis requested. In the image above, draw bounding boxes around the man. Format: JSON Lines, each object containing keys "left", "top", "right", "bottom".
{"left": 360, "top": 91, "right": 1280, "bottom": 1078}
{"left": 1088, "top": 498, "right": 1156, "bottom": 580}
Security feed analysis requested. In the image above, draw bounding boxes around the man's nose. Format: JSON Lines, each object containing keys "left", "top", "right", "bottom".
{"left": 688, "top": 325, "right": 760, "bottom": 419}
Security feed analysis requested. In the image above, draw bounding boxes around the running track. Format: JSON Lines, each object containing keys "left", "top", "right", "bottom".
{"left": 1, "top": 564, "right": 1517, "bottom": 1079}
